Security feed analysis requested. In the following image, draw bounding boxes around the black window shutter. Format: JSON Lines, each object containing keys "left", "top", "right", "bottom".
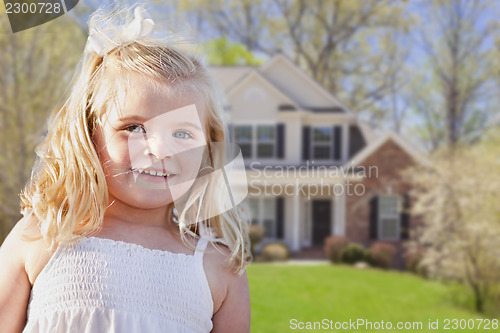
{"left": 302, "top": 126, "right": 310, "bottom": 161}
{"left": 348, "top": 125, "right": 366, "bottom": 159}
{"left": 369, "top": 196, "right": 378, "bottom": 240}
{"left": 400, "top": 193, "right": 410, "bottom": 240}
{"left": 276, "top": 123, "right": 285, "bottom": 159}
{"left": 275, "top": 197, "right": 284, "bottom": 239}
{"left": 333, "top": 125, "right": 342, "bottom": 160}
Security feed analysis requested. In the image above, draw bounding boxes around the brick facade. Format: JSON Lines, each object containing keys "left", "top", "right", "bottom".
{"left": 345, "top": 139, "right": 419, "bottom": 268}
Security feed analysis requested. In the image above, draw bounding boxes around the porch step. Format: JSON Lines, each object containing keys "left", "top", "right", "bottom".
{"left": 292, "top": 247, "right": 327, "bottom": 260}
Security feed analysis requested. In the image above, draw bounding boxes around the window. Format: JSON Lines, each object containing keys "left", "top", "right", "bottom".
{"left": 244, "top": 196, "right": 278, "bottom": 238}
{"left": 378, "top": 195, "right": 400, "bottom": 240}
{"left": 247, "top": 197, "right": 259, "bottom": 225}
{"left": 312, "top": 127, "right": 332, "bottom": 160}
{"left": 234, "top": 125, "right": 252, "bottom": 158}
{"left": 234, "top": 124, "right": 277, "bottom": 159}
{"left": 257, "top": 125, "right": 275, "bottom": 158}
{"left": 262, "top": 199, "right": 276, "bottom": 238}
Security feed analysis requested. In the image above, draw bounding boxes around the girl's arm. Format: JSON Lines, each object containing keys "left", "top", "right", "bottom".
{"left": 211, "top": 269, "right": 251, "bottom": 333}
{"left": 0, "top": 217, "right": 32, "bottom": 332}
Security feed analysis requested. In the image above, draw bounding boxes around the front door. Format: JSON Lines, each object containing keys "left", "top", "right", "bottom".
{"left": 312, "top": 200, "right": 332, "bottom": 246}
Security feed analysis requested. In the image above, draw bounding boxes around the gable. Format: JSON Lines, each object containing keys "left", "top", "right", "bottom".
{"left": 226, "top": 71, "right": 296, "bottom": 121}
{"left": 261, "top": 55, "right": 345, "bottom": 110}
{"left": 209, "top": 66, "right": 253, "bottom": 91}
{"left": 347, "top": 132, "right": 427, "bottom": 168}
{"left": 362, "top": 140, "right": 416, "bottom": 170}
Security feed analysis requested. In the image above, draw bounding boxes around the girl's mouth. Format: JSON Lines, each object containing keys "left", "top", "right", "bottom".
{"left": 131, "top": 168, "right": 177, "bottom": 179}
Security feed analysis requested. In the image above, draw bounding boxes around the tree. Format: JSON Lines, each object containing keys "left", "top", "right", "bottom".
{"left": 406, "top": 0, "right": 499, "bottom": 150}
{"left": 202, "top": 37, "right": 263, "bottom": 66}
{"left": 0, "top": 14, "right": 85, "bottom": 242}
{"left": 180, "top": 0, "right": 413, "bottom": 130}
{"left": 406, "top": 132, "right": 500, "bottom": 313}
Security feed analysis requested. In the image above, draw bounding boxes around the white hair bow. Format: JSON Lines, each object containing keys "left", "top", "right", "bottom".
{"left": 85, "top": 6, "right": 155, "bottom": 56}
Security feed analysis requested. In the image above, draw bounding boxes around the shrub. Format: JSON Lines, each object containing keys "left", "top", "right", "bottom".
{"left": 324, "top": 236, "right": 349, "bottom": 263}
{"left": 369, "top": 242, "right": 397, "bottom": 269}
{"left": 260, "top": 242, "right": 290, "bottom": 262}
{"left": 248, "top": 224, "right": 265, "bottom": 258}
{"left": 404, "top": 246, "right": 427, "bottom": 276}
{"left": 364, "top": 248, "right": 374, "bottom": 266}
{"left": 339, "top": 243, "right": 366, "bottom": 264}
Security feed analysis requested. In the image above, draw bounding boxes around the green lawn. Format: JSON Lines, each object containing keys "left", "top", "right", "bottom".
{"left": 248, "top": 263, "right": 497, "bottom": 333}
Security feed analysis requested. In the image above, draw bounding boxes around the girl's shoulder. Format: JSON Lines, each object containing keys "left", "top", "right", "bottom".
{"left": 2, "top": 214, "right": 56, "bottom": 286}
{"left": 202, "top": 240, "right": 250, "bottom": 330}
{"left": 0, "top": 216, "right": 44, "bottom": 333}
{"left": 201, "top": 240, "right": 248, "bottom": 315}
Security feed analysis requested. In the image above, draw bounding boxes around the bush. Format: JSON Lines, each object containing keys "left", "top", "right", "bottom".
{"left": 369, "top": 242, "right": 397, "bottom": 269}
{"left": 339, "top": 243, "right": 366, "bottom": 264}
{"left": 260, "top": 242, "right": 290, "bottom": 262}
{"left": 324, "top": 236, "right": 349, "bottom": 263}
{"left": 248, "top": 224, "right": 265, "bottom": 258}
{"left": 404, "top": 246, "right": 427, "bottom": 276}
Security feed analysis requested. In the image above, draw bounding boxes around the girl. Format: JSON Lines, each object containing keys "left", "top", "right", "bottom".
{"left": 0, "top": 4, "right": 251, "bottom": 333}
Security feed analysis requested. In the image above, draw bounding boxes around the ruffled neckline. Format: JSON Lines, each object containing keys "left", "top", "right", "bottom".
{"left": 80, "top": 236, "right": 198, "bottom": 258}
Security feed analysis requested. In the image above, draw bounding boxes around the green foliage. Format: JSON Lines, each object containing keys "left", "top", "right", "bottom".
{"left": 202, "top": 37, "right": 263, "bottom": 66}
{"left": 0, "top": 15, "right": 86, "bottom": 242}
{"left": 406, "top": 130, "right": 500, "bottom": 313}
{"left": 339, "top": 243, "right": 366, "bottom": 264}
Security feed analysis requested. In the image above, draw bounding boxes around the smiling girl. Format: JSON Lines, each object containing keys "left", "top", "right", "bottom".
{"left": 0, "top": 5, "right": 251, "bottom": 333}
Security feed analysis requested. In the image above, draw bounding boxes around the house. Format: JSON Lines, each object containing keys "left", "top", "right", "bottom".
{"left": 209, "top": 55, "right": 424, "bottom": 266}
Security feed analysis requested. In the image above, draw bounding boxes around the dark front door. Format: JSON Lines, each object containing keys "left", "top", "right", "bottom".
{"left": 312, "top": 200, "right": 332, "bottom": 246}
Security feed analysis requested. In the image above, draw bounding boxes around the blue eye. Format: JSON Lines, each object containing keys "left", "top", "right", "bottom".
{"left": 126, "top": 125, "right": 145, "bottom": 133}
{"left": 172, "top": 130, "right": 192, "bottom": 139}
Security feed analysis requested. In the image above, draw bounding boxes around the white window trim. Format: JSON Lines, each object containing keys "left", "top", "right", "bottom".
{"left": 234, "top": 125, "right": 253, "bottom": 158}
{"left": 247, "top": 196, "right": 277, "bottom": 239}
{"left": 378, "top": 195, "right": 401, "bottom": 241}
{"left": 247, "top": 197, "right": 260, "bottom": 226}
{"left": 310, "top": 126, "right": 333, "bottom": 161}
{"left": 233, "top": 123, "right": 277, "bottom": 160}
{"left": 309, "top": 125, "right": 345, "bottom": 162}
{"left": 256, "top": 125, "right": 276, "bottom": 159}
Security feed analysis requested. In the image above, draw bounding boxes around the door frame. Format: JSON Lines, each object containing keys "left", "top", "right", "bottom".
{"left": 310, "top": 198, "right": 333, "bottom": 246}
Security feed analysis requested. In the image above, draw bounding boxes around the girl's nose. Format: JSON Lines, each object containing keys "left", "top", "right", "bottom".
{"left": 145, "top": 134, "right": 175, "bottom": 160}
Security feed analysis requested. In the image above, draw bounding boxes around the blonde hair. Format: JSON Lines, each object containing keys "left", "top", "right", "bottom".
{"left": 20, "top": 5, "right": 250, "bottom": 273}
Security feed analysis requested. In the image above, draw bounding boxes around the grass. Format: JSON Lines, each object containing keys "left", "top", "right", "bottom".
{"left": 247, "top": 263, "right": 497, "bottom": 333}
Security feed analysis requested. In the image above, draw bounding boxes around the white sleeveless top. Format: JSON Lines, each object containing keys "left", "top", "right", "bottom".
{"left": 23, "top": 236, "right": 214, "bottom": 333}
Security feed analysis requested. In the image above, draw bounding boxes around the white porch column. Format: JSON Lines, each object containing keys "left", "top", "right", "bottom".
{"left": 291, "top": 181, "right": 301, "bottom": 251}
{"left": 342, "top": 122, "right": 349, "bottom": 163}
{"left": 333, "top": 182, "right": 346, "bottom": 236}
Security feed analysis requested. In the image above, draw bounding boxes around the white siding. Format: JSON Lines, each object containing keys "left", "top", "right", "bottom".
{"left": 229, "top": 82, "right": 281, "bottom": 121}
{"left": 262, "top": 59, "right": 339, "bottom": 108}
